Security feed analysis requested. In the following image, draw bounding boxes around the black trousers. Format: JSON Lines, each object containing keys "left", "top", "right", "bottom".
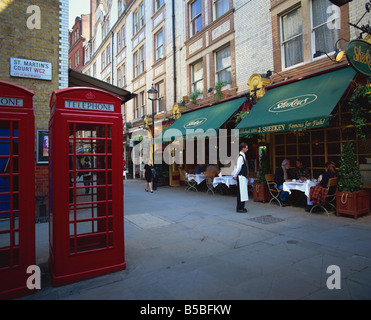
{"left": 236, "top": 177, "right": 245, "bottom": 210}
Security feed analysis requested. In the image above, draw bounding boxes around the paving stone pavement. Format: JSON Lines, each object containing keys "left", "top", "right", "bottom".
{"left": 21, "top": 179, "right": 371, "bottom": 300}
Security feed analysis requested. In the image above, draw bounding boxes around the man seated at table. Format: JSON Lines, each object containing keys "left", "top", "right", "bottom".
{"left": 195, "top": 163, "right": 206, "bottom": 174}
{"left": 293, "top": 159, "right": 311, "bottom": 182}
{"left": 290, "top": 159, "right": 311, "bottom": 206}
{"left": 274, "top": 159, "right": 291, "bottom": 206}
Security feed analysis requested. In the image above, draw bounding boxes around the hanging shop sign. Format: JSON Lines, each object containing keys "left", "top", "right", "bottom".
{"left": 346, "top": 39, "right": 371, "bottom": 77}
{"left": 10, "top": 57, "right": 52, "bottom": 81}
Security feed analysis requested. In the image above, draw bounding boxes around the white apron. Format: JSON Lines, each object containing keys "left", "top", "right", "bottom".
{"left": 238, "top": 175, "right": 249, "bottom": 202}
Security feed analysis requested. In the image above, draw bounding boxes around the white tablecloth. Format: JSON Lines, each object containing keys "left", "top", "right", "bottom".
{"left": 186, "top": 173, "right": 206, "bottom": 185}
{"left": 212, "top": 176, "right": 254, "bottom": 188}
{"left": 283, "top": 180, "right": 318, "bottom": 198}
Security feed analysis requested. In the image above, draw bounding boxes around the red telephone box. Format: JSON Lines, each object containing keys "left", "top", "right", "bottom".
{"left": 0, "top": 81, "right": 35, "bottom": 299}
{"left": 48, "top": 87, "right": 126, "bottom": 287}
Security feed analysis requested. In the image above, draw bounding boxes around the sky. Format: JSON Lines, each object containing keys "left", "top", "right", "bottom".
{"left": 69, "top": 0, "right": 91, "bottom": 29}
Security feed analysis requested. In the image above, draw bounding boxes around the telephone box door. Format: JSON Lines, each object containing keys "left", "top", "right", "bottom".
{"left": 49, "top": 87, "right": 125, "bottom": 286}
{"left": 0, "top": 81, "right": 35, "bottom": 299}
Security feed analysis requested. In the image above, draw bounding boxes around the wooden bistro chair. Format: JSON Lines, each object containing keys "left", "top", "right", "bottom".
{"left": 265, "top": 174, "right": 282, "bottom": 207}
{"left": 204, "top": 171, "right": 216, "bottom": 195}
{"left": 309, "top": 177, "right": 338, "bottom": 216}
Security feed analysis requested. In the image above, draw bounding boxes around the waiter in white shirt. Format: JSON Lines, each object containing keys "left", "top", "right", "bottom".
{"left": 233, "top": 142, "right": 249, "bottom": 213}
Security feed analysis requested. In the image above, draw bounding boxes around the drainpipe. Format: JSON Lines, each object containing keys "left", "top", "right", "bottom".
{"left": 111, "top": 31, "right": 114, "bottom": 85}
{"left": 172, "top": 0, "right": 177, "bottom": 103}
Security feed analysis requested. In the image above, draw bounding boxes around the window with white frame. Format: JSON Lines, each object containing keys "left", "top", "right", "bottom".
{"left": 85, "top": 46, "right": 90, "bottom": 63}
{"left": 93, "top": 62, "right": 97, "bottom": 78}
{"left": 134, "top": 46, "right": 145, "bottom": 78}
{"left": 101, "top": 51, "right": 106, "bottom": 70}
{"left": 155, "top": 81, "right": 165, "bottom": 113}
{"left": 213, "top": 0, "right": 229, "bottom": 20}
{"left": 281, "top": 6, "right": 303, "bottom": 68}
{"left": 139, "top": 46, "right": 145, "bottom": 74}
{"left": 117, "top": 25, "right": 126, "bottom": 52}
{"left": 102, "top": 21, "right": 108, "bottom": 40}
{"left": 155, "top": 30, "right": 164, "bottom": 61}
{"left": 118, "top": 0, "right": 125, "bottom": 16}
{"left": 133, "top": 3, "right": 144, "bottom": 35}
{"left": 311, "top": 0, "right": 340, "bottom": 56}
{"left": 215, "top": 45, "right": 231, "bottom": 84}
{"left": 75, "top": 50, "right": 79, "bottom": 66}
{"left": 190, "top": 0, "right": 202, "bottom": 37}
{"left": 117, "top": 63, "right": 126, "bottom": 87}
{"left": 155, "top": 0, "right": 163, "bottom": 12}
{"left": 106, "top": 44, "right": 111, "bottom": 65}
{"left": 140, "top": 91, "right": 145, "bottom": 117}
{"left": 191, "top": 60, "right": 203, "bottom": 93}
{"left": 134, "top": 95, "right": 139, "bottom": 119}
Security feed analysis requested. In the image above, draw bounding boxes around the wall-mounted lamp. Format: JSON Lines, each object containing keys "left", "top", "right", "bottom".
{"left": 266, "top": 70, "right": 288, "bottom": 80}
{"left": 313, "top": 50, "right": 344, "bottom": 62}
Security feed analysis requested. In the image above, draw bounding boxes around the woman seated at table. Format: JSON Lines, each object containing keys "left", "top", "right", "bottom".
{"left": 307, "top": 161, "right": 337, "bottom": 211}
{"left": 318, "top": 161, "right": 337, "bottom": 187}
{"left": 274, "top": 159, "right": 291, "bottom": 206}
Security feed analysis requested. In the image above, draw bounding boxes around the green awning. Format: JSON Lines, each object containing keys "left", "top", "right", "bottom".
{"left": 236, "top": 67, "right": 357, "bottom": 135}
{"left": 158, "top": 97, "right": 246, "bottom": 141}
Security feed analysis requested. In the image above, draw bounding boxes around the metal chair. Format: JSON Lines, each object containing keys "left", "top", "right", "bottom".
{"left": 204, "top": 171, "right": 216, "bottom": 195}
{"left": 265, "top": 174, "right": 282, "bottom": 207}
{"left": 309, "top": 177, "right": 338, "bottom": 216}
{"left": 179, "top": 168, "right": 197, "bottom": 192}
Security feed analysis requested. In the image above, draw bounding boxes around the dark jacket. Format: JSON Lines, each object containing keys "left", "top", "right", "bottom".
{"left": 274, "top": 167, "right": 290, "bottom": 186}
{"left": 320, "top": 171, "right": 335, "bottom": 188}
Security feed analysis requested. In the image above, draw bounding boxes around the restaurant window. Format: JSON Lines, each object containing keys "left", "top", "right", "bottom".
{"left": 155, "top": 30, "right": 164, "bottom": 61}
{"left": 155, "top": 81, "right": 165, "bottom": 113}
{"left": 191, "top": 60, "right": 203, "bottom": 93}
{"left": 281, "top": 6, "right": 303, "bottom": 68}
{"left": 311, "top": 0, "right": 340, "bottom": 56}
{"left": 213, "top": 0, "right": 229, "bottom": 20}
{"left": 190, "top": 0, "right": 202, "bottom": 37}
{"left": 215, "top": 45, "right": 231, "bottom": 84}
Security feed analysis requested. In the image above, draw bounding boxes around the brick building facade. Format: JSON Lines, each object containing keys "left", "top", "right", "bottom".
{"left": 69, "top": 14, "right": 91, "bottom": 72}
{"left": 0, "top": 0, "right": 69, "bottom": 217}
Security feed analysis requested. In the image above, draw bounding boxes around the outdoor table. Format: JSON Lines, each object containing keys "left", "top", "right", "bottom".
{"left": 283, "top": 180, "right": 319, "bottom": 205}
{"left": 212, "top": 175, "right": 254, "bottom": 188}
{"left": 186, "top": 173, "right": 206, "bottom": 185}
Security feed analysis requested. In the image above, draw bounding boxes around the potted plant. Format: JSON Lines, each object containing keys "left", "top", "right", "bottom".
{"left": 336, "top": 140, "right": 370, "bottom": 219}
{"left": 214, "top": 80, "right": 227, "bottom": 102}
{"left": 253, "top": 147, "right": 271, "bottom": 203}
{"left": 189, "top": 89, "right": 202, "bottom": 104}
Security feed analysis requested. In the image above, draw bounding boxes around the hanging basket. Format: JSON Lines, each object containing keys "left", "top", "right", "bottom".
{"left": 336, "top": 190, "right": 370, "bottom": 219}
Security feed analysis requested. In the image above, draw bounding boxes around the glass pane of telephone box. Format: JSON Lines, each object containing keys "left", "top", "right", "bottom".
{"left": 68, "top": 122, "right": 113, "bottom": 254}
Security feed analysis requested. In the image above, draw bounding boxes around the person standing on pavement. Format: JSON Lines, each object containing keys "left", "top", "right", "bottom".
{"left": 143, "top": 159, "right": 154, "bottom": 193}
{"left": 233, "top": 142, "right": 249, "bottom": 213}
